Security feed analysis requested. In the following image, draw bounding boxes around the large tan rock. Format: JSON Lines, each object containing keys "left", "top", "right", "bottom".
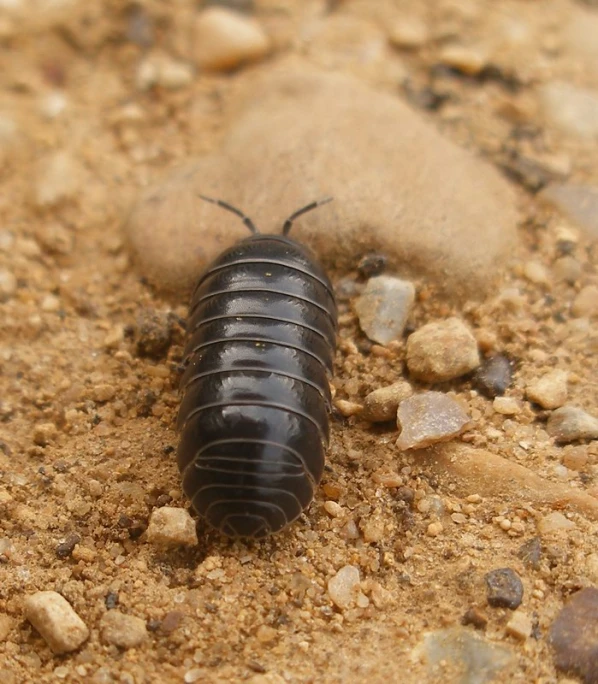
{"left": 125, "top": 64, "right": 518, "bottom": 300}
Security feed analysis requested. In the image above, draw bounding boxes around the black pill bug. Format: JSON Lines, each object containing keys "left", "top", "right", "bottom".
{"left": 177, "top": 195, "right": 337, "bottom": 539}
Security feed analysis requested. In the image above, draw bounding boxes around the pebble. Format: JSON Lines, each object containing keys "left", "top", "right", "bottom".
{"left": 0, "top": 613, "right": 13, "bottom": 642}
{"left": 553, "top": 256, "right": 582, "bottom": 284}
{"left": 33, "top": 422, "right": 58, "bottom": 447}
{"left": 505, "top": 610, "right": 533, "bottom": 640}
{"left": 40, "top": 294, "right": 60, "bottom": 313}
{"left": 540, "top": 183, "right": 598, "bottom": 240}
{"left": 485, "top": 568, "right": 524, "bottom": 609}
{"left": 36, "top": 221, "right": 74, "bottom": 255}
{"left": 91, "top": 384, "right": 116, "bottom": 403}
{"left": 474, "top": 355, "right": 513, "bottom": 398}
{"left": 136, "top": 54, "right": 194, "bottom": 90}
{"left": 547, "top": 406, "right": 598, "bottom": 443}
{"left": 327, "top": 565, "right": 364, "bottom": 610}
{"left": 361, "top": 381, "right": 413, "bottom": 422}
{"left": 549, "top": 587, "right": 598, "bottom": 683}
{"left": 24, "top": 591, "right": 89, "bottom": 654}
{"left": 438, "top": 44, "right": 488, "bottom": 75}
{"left": 572, "top": 285, "right": 598, "bottom": 318}
{"left": 517, "top": 537, "right": 542, "bottom": 570}
{"left": 147, "top": 507, "right": 198, "bottom": 548}
{"left": 354, "top": 276, "right": 415, "bottom": 345}
{"left": 462, "top": 607, "right": 488, "bottom": 630}
{"left": 99, "top": 610, "right": 148, "bottom": 649}
{"left": 0, "top": 267, "right": 17, "bottom": 302}
{"left": 493, "top": 397, "right": 521, "bottom": 415}
{"left": 388, "top": 17, "right": 428, "bottom": 49}
{"left": 415, "top": 627, "right": 516, "bottom": 683}
{"left": 193, "top": 7, "right": 270, "bottom": 71}
{"left": 526, "top": 370, "right": 568, "bottom": 409}
{"left": 406, "top": 318, "right": 480, "bottom": 383}
{"left": 522, "top": 260, "right": 549, "bottom": 285}
{"left": 396, "top": 391, "right": 472, "bottom": 450}
{"left": 540, "top": 81, "right": 598, "bottom": 139}
{"left": 135, "top": 309, "right": 172, "bottom": 359}
{"left": 33, "top": 150, "right": 82, "bottom": 207}
{"left": 125, "top": 67, "right": 518, "bottom": 297}
{"left": 538, "top": 512, "right": 576, "bottom": 535}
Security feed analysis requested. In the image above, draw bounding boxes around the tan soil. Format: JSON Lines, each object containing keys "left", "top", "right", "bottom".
{"left": 0, "top": 1, "right": 597, "bottom": 683}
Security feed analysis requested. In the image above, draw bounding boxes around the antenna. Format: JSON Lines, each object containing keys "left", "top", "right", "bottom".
{"left": 282, "top": 197, "right": 333, "bottom": 236}
{"left": 198, "top": 194, "right": 259, "bottom": 235}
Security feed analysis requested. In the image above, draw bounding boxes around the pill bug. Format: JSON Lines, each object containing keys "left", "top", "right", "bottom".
{"left": 177, "top": 196, "right": 337, "bottom": 539}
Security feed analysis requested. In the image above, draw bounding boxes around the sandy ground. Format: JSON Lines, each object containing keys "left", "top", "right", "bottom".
{"left": 1, "top": 1, "right": 597, "bottom": 682}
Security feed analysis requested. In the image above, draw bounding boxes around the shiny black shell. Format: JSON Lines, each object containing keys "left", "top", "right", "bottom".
{"left": 177, "top": 234, "right": 337, "bottom": 538}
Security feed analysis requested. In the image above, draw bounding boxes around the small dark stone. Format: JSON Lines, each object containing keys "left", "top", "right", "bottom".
{"left": 146, "top": 619, "right": 162, "bottom": 632}
{"left": 247, "top": 661, "right": 267, "bottom": 674}
{"left": 518, "top": 537, "right": 543, "bottom": 570}
{"left": 474, "top": 355, "right": 513, "bottom": 398}
{"left": 135, "top": 309, "right": 173, "bottom": 360}
{"left": 395, "top": 486, "right": 415, "bottom": 505}
{"left": 462, "top": 606, "right": 488, "bottom": 630}
{"left": 549, "top": 587, "right": 598, "bottom": 682}
{"left": 55, "top": 533, "right": 81, "bottom": 559}
{"left": 357, "top": 253, "right": 388, "bottom": 279}
{"left": 485, "top": 568, "right": 523, "bottom": 609}
{"left": 105, "top": 591, "right": 119, "bottom": 609}
{"left": 137, "top": 389, "right": 157, "bottom": 418}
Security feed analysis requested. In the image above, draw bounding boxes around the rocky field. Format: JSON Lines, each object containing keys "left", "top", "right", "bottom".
{"left": 0, "top": 0, "right": 597, "bottom": 682}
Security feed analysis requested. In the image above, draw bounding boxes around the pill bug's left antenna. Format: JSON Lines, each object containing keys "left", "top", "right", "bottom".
{"left": 198, "top": 194, "right": 259, "bottom": 235}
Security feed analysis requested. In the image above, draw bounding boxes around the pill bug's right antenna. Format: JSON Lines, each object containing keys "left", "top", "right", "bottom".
{"left": 281, "top": 197, "right": 333, "bottom": 236}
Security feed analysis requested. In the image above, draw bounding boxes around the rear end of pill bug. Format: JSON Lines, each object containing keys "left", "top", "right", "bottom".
{"left": 177, "top": 197, "right": 337, "bottom": 539}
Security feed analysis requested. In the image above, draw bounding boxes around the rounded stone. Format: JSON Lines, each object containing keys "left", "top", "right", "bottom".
{"left": 100, "top": 610, "right": 148, "bottom": 649}
{"left": 526, "top": 370, "right": 568, "bottom": 409}
{"left": 24, "top": 591, "right": 89, "bottom": 654}
{"left": 406, "top": 318, "right": 480, "bottom": 382}
{"left": 354, "top": 276, "right": 415, "bottom": 345}
{"left": 193, "top": 7, "right": 270, "bottom": 71}
{"left": 396, "top": 391, "right": 472, "bottom": 450}
{"left": 124, "top": 65, "right": 518, "bottom": 299}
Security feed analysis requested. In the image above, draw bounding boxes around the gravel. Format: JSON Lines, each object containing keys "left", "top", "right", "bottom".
{"left": 485, "top": 568, "right": 524, "bottom": 610}
{"left": 147, "top": 507, "right": 198, "bottom": 548}
{"left": 99, "top": 610, "right": 148, "bottom": 649}
{"left": 406, "top": 318, "right": 480, "bottom": 383}
{"left": 354, "top": 276, "right": 415, "bottom": 345}
{"left": 396, "top": 391, "right": 472, "bottom": 450}
{"left": 547, "top": 406, "right": 598, "bottom": 443}
{"left": 549, "top": 588, "right": 598, "bottom": 682}
{"left": 24, "top": 591, "right": 89, "bottom": 654}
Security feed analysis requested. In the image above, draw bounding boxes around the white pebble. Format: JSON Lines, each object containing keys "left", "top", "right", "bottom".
{"left": 99, "top": 610, "right": 147, "bottom": 649}
{"left": 0, "top": 267, "right": 17, "bottom": 302}
{"left": 397, "top": 392, "right": 471, "bottom": 450}
{"left": 34, "top": 150, "right": 81, "bottom": 207}
{"left": 526, "top": 370, "right": 568, "bottom": 409}
{"left": 147, "top": 506, "right": 198, "bottom": 547}
{"left": 506, "top": 610, "right": 533, "bottom": 640}
{"left": 193, "top": 7, "right": 271, "bottom": 72}
{"left": 41, "top": 294, "right": 60, "bottom": 312}
{"left": 24, "top": 591, "right": 89, "bottom": 654}
{"left": 438, "top": 44, "right": 487, "bottom": 74}
{"left": 354, "top": 276, "right": 415, "bottom": 345}
{"left": 388, "top": 17, "right": 428, "bottom": 49}
{"left": 493, "top": 396, "right": 521, "bottom": 415}
{"left": 327, "top": 565, "right": 363, "bottom": 610}
{"left": 538, "top": 511, "right": 576, "bottom": 535}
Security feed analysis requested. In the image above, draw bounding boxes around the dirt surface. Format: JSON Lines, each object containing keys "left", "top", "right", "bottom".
{"left": 1, "top": 1, "right": 597, "bottom": 683}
